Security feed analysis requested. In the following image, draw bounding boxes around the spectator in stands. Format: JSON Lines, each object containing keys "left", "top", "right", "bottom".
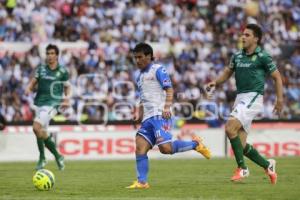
{"left": 0, "top": 0, "right": 299, "bottom": 122}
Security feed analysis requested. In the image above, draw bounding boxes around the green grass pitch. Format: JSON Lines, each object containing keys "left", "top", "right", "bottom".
{"left": 0, "top": 157, "right": 299, "bottom": 200}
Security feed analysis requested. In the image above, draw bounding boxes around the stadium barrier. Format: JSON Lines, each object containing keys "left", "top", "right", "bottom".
{"left": 0, "top": 124, "right": 299, "bottom": 161}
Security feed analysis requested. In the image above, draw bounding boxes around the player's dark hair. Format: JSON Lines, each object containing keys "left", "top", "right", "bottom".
{"left": 46, "top": 44, "right": 59, "bottom": 55}
{"left": 133, "top": 42, "right": 154, "bottom": 61}
{"left": 246, "top": 24, "right": 263, "bottom": 45}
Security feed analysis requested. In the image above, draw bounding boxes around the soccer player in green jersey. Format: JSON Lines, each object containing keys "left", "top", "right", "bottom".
{"left": 25, "top": 44, "right": 71, "bottom": 170}
{"left": 208, "top": 24, "right": 283, "bottom": 184}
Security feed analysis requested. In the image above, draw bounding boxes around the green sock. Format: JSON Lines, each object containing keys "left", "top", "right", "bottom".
{"left": 230, "top": 136, "right": 247, "bottom": 169}
{"left": 37, "top": 138, "right": 45, "bottom": 160}
{"left": 44, "top": 136, "right": 61, "bottom": 159}
{"left": 244, "top": 143, "right": 270, "bottom": 169}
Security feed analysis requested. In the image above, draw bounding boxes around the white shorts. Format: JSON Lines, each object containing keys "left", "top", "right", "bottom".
{"left": 34, "top": 106, "right": 57, "bottom": 129}
{"left": 230, "top": 92, "right": 263, "bottom": 133}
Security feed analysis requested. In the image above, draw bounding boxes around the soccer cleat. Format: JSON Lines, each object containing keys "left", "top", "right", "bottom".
{"left": 35, "top": 158, "right": 47, "bottom": 170}
{"left": 56, "top": 156, "right": 65, "bottom": 171}
{"left": 192, "top": 135, "right": 211, "bottom": 159}
{"left": 265, "top": 159, "right": 277, "bottom": 184}
{"left": 231, "top": 167, "right": 249, "bottom": 182}
{"left": 126, "top": 181, "right": 150, "bottom": 189}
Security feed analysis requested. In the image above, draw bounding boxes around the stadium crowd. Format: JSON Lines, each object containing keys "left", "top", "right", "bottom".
{"left": 0, "top": 0, "right": 300, "bottom": 123}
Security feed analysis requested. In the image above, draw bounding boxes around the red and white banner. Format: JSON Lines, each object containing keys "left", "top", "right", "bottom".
{"left": 0, "top": 125, "right": 299, "bottom": 161}
{"left": 57, "top": 132, "right": 135, "bottom": 160}
{"left": 0, "top": 129, "right": 225, "bottom": 161}
{"left": 228, "top": 129, "right": 300, "bottom": 157}
{"left": 56, "top": 129, "right": 225, "bottom": 160}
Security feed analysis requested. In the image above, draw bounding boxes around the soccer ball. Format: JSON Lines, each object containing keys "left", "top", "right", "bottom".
{"left": 33, "top": 169, "right": 55, "bottom": 191}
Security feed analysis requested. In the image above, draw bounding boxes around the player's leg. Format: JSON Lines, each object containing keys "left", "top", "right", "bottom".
{"left": 155, "top": 118, "right": 211, "bottom": 158}
{"left": 225, "top": 117, "right": 249, "bottom": 181}
{"left": 158, "top": 135, "right": 211, "bottom": 159}
{"left": 239, "top": 129, "right": 269, "bottom": 168}
{"left": 240, "top": 129, "right": 277, "bottom": 184}
{"left": 226, "top": 117, "right": 247, "bottom": 169}
{"left": 127, "top": 119, "right": 153, "bottom": 189}
{"left": 33, "top": 106, "right": 48, "bottom": 170}
{"left": 32, "top": 121, "right": 47, "bottom": 170}
{"left": 33, "top": 106, "right": 64, "bottom": 170}
{"left": 229, "top": 92, "right": 266, "bottom": 181}
{"left": 136, "top": 135, "right": 151, "bottom": 183}
{"left": 158, "top": 133, "right": 196, "bottom": 155}
{"left": 154, "top": 118, "right": 178, "bottom": 154}
{"left": 126, "top": 135, "right": 151, "bottom": 189}
{"left": 160, "top": 140, "right": 196, "bottom": 154}
{"left": 33, "top": 121, "right": 64, "bottom": 170}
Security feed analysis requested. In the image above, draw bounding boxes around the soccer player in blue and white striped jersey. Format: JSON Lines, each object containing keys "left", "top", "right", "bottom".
{"left": 126, "top": 43, "right": 211, "bottom": 189}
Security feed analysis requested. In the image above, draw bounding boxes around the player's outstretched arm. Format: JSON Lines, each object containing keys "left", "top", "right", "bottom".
{"left": 25, "top": 78, "right": 38, "bottom": 96}
{"left": 270, "top": 69, "right": 283, "bottom": 116}
{"left": 205, "top": 67, "right": 234, "bottom": 98}
{"left": 209, "top": 67, "right": 234, "bottom": 88}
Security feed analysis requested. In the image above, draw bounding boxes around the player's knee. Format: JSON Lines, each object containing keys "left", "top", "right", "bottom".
{"left": 135, "top": 146, "right": 143, "bottom": 154}
{"left": 33, "top": 125, "right": 40, "bottom": 134}
{"left": 159, "top": 148, "right": 172, "bottom": 154}
{"left": 240, "top": 140, "right": 247, "bottom": 149}
{"left": 135, "top": 144, "right": 148, "bottom": 154}
{"left": 225, "top": 123, "right": 237, "bottom": 139}
{"left": 33, "top": 123, "right": 43, "bottom": 138}
{"left": 159, "top": 145, "right": 172, "bottom": 154}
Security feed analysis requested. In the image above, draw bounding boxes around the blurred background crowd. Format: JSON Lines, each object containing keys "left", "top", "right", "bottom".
{"left": 0, "top": 0, "right": 300, "bottom": 124}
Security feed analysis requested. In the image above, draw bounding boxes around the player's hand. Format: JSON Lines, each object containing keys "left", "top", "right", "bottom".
{"left": 162, "top": 106, "right": 172, "bottom": 119}
{"left": 204, "top": 81, "right": 216, "bottom": 99}
{"left": 24, "top": 88, "right": 31, "bottom": 96}
{"left": 60, "top": 99, "right": 70, "bottom": 112}
{"left": 273, "top": 98, "right": 283, "bottom": 117}
{"left": 206, "top": 81, "right": 216, "bottom": 92}
{"left": 132, "top": 111, "right": 141, "bottom": 122}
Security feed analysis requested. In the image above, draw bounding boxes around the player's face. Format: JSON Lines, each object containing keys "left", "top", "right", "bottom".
{"left": 46, "top": 49, "right": 58, "bottom": 65}
{"left": 242, "top": 29, "right": 258, "bottom": 49}
{"left": 134, "top": 52, "right": 151, "bottom": 69}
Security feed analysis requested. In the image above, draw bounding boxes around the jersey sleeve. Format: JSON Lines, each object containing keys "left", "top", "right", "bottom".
{"left": 155, "top": 66, "right": 172, "bottom": 89}
{"left": 262, "top": 53, "right": 277, "bottom": 75}
{"left": 228, "top": 55, "right": 235, "bottom": 71}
